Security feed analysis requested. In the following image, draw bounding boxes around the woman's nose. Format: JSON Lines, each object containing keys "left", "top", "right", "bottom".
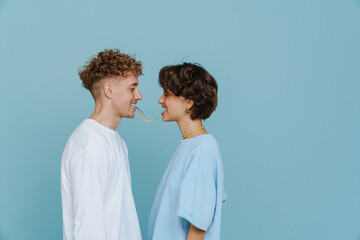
{"left": 158, "top": 95, "right": 164, "bottom": 104}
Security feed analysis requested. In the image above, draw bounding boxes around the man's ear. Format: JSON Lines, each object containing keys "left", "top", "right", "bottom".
{"left": 103, "top": 82, "right": 112, "bottom": 99}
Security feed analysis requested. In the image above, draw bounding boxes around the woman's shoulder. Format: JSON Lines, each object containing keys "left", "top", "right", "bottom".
{"left": 191, "top": 134, "right": 219, "bottom": 150}
{"left": 182, "top": 134, "right": 217, "bottom": 144}
{"left": 183, "top": 135, "right": 220, "bottom": 161}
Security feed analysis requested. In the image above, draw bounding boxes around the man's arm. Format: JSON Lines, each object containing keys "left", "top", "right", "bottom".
{"left": 70, "top": 148, "right": 107, "bottom": 239}
{"left": 186, "top": 225, "right": 206, "bottom": 240}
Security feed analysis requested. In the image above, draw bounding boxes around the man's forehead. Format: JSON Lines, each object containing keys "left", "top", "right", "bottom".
{"left": 128, "top": 76, "right": 139, "bottom": 85}
{"left": 114, "top": 74, "right": 139, "bottom": 85}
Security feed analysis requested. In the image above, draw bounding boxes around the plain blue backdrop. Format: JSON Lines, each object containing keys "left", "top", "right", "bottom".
{"left": 1, "top": 0, "right": 360, "bottom": 239}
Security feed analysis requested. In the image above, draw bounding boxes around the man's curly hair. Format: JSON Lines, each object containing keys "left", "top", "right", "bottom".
{"left": 79, "top": 49, "right": 142, "bottom": 94}
{"left": 159, "top": 62, "right": 218, "bottom": 120}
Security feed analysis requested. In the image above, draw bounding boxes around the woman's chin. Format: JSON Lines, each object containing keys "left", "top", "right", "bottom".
{"left": 162, "top": 116, "right": 173, "bottom": 122}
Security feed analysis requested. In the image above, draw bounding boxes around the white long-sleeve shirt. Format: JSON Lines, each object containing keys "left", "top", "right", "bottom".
{"left": 61, "top": 119, "right": 141, "bottom": 240}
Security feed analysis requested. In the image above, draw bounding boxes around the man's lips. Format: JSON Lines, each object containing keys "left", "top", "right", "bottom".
{"left": 130, "top": 104, "right": 136, "bottom": 111}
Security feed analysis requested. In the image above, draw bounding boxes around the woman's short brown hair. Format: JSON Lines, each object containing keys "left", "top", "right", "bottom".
{"left": 79, "top": 49, "right": 142, "bottom": 96}
{"left": 159, "top": 62, "right": 218, "bottom": 120}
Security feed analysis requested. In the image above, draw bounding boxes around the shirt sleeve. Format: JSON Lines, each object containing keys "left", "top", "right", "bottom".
{"left": 177, "top": 144, "right": 218, "bottom": 231}
{"left": 68, "top": 148, "right": 108, "bottom": 240}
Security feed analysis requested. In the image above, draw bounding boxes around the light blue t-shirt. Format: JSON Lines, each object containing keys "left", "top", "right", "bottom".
{"left": 146, "top": 134, "right": 226, "bottom": 240}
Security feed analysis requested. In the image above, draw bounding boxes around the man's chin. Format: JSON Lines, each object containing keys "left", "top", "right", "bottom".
{"left": 121, "top": 113, "right": 135, "bottom": 119}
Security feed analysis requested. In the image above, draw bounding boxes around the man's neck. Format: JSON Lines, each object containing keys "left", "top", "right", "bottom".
{"left": 89, "top": 102, "right": 122, "bottom": 131}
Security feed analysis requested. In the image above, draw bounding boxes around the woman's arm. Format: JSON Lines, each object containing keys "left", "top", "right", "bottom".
{"left": 186, "top": 225, "right": 206, "bottom": 240}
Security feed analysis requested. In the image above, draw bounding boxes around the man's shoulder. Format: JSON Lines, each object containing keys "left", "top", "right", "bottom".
{"left": 64, "top": 120, "right": 110, "bottom": 154}
{"left": 70, "top": 120, "right": 97, "bottom": 143}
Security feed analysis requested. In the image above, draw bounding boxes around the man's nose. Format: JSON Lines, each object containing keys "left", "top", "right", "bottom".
{"left": 135, "top": 89, "right": 143, "bottom": 100}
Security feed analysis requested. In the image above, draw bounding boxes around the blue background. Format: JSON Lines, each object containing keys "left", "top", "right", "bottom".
{"left": 1, "top": 0, "right": 360, "bottom": 239}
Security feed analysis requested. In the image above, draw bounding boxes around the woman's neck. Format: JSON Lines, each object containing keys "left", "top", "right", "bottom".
{"left": 177, "top": 118, "right": 208, "bottom": 139}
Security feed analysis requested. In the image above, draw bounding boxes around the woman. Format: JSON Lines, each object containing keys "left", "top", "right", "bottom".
{"left": 146, "top": 63, "right": 226, "bottom": 240}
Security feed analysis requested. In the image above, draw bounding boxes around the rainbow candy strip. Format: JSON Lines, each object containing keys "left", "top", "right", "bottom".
{"left": 134, "top": 106, "right": 161, "bottom": 122}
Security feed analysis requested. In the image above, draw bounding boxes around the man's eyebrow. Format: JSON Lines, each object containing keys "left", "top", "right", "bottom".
{"left": 130, "top": 83, "right": 138, "bottom": 86}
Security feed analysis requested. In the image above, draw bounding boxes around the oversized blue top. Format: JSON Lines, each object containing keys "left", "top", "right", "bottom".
{"left": 146, "top": 134, "right": 226, "bottom": 240}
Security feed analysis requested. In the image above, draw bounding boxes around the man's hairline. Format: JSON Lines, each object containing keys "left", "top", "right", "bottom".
{"left": 90, "top": 73, "right": 139, "bottom": 99}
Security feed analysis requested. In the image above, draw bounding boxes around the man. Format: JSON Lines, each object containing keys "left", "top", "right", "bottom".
{"left": 61, "top": 49, "right": 143, "bottom": 240}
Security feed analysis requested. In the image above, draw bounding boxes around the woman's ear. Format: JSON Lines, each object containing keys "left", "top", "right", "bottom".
{"left": 186, "top": 98, "right": 194, "bottom": 110}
